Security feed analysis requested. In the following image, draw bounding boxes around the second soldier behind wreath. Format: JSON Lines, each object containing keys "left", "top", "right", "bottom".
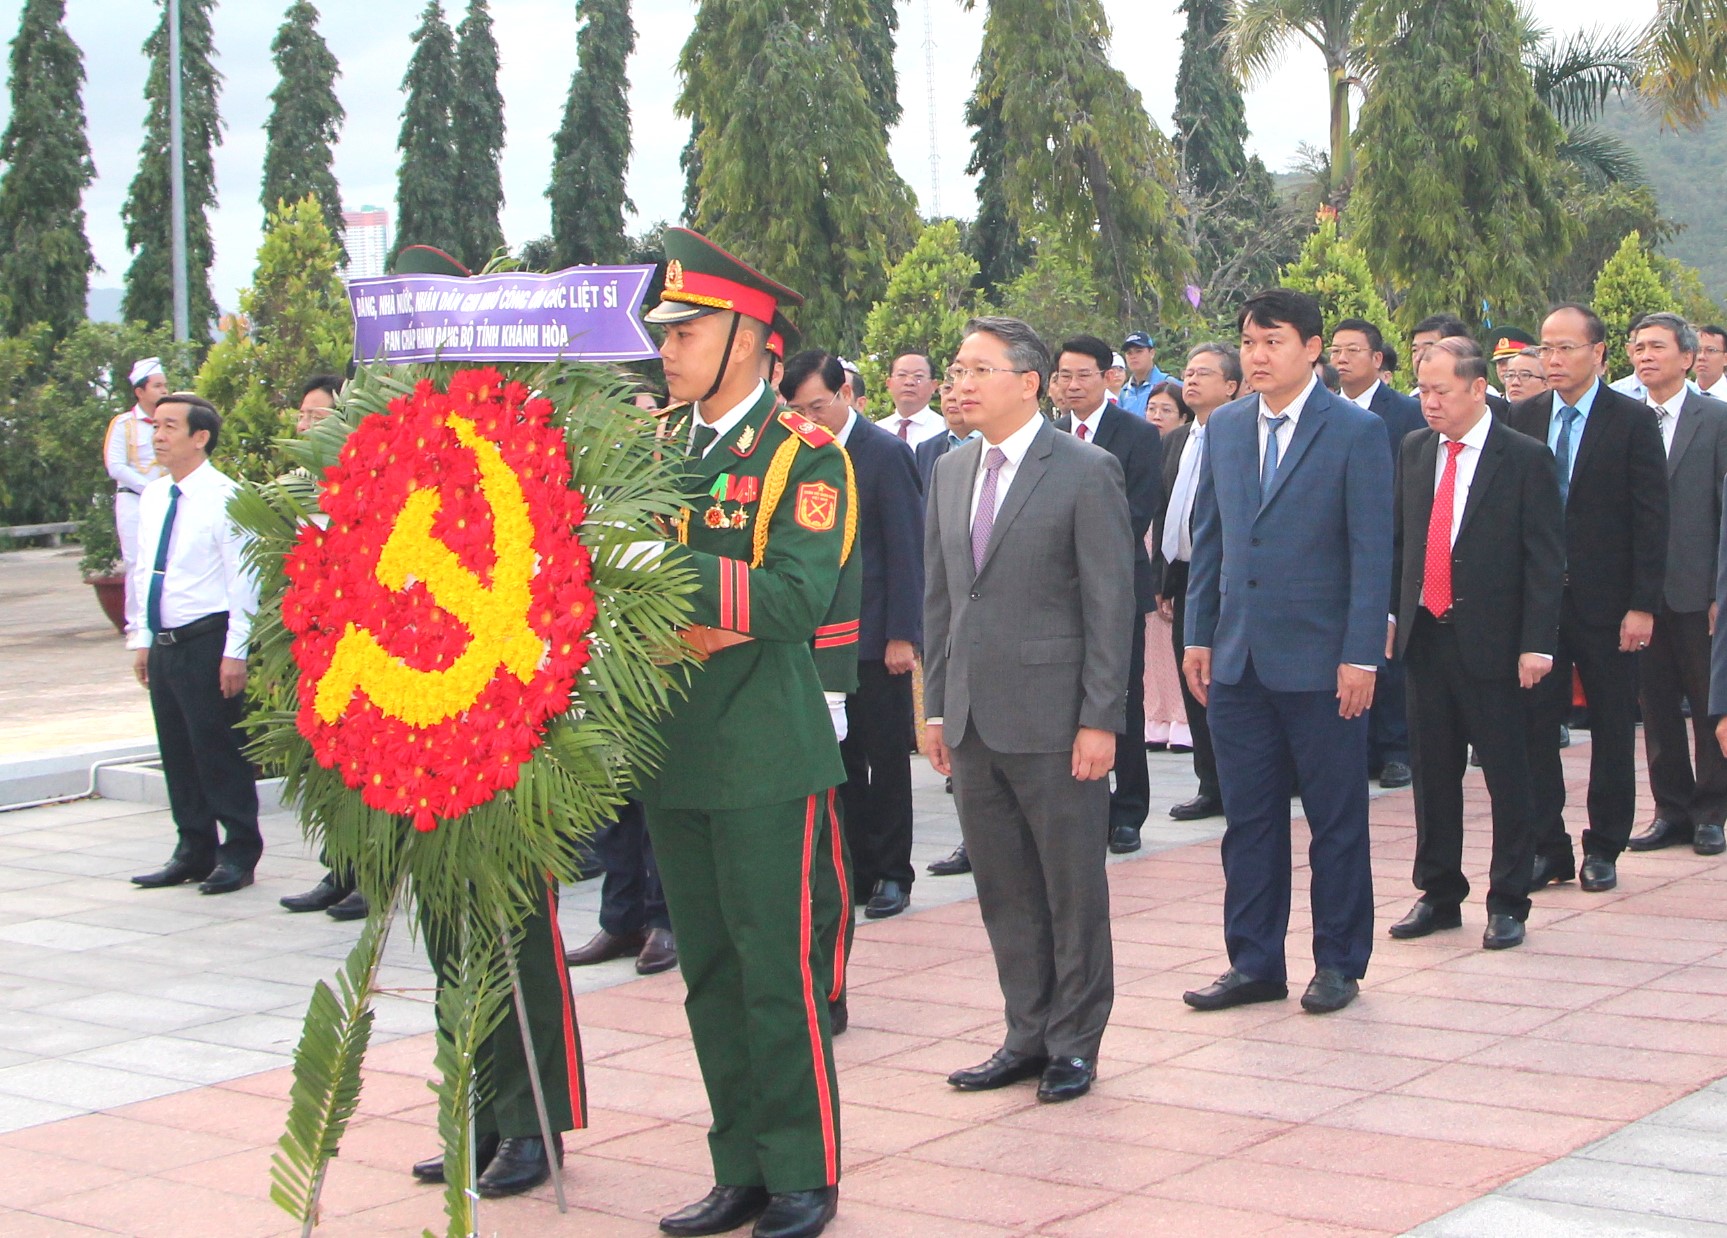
{"left": 639, "top": 229, "right": 854, "bottom": 1238}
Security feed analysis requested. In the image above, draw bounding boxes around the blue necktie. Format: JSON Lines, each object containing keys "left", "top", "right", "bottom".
{"left": 145, "top": 483, "right": 181, "bottom": 635}
{"left": 1554, "top": 405, "right": 1581, "bottom": 506}
{"left": 1260, "top": 414, "right": 1290, "bottom": 505}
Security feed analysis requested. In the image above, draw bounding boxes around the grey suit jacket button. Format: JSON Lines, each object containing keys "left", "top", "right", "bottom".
{"left": 1248, "top": 580, "right": 1258, "bottom": 588}
{"left": 969, "top": 592, "right": 980, "bottom": 600}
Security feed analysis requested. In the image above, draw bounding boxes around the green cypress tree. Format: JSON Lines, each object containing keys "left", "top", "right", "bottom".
{"left": 121, "top": 0, "right": 223, "bottom": 335}
{"left": 855, "top": 0, "right": 901, "bottom": 131}
{"left": 549, "top": 0, "right": 635, "bottom": 266}
{"left": 261, "top": 1, "right": 344, "bottom": 250}
{"left": 1174, "top": 0, "right": 1250, "bottom": 197}
{"left": 963, "top": 40, "right": 1031, "bottom": 299}
{"left": 678, "top": 0, "right": 919, "bottom": 353}
{"left": 452, "top": 0, "right": 505, "bottom": 270}
{"left": 1592, "top": 231, "right": 1678, "bottom": 381}
{"left": 860, "top": 219, "right": 978, "bottom": 391}
{"left": 0, "top": 0, "right": 96, "bottom": 340}
{"left": 1279, "top": 215, "right": 1391, "bottom": 336}
{"left": 972, "top": 0, "right": 1193, "bottom": 324}
{"left": 395, "top": 0, "right": 459, "bottom": 261}
{"left": 1351, "top": 0, "right": 1572, "bottom": 331}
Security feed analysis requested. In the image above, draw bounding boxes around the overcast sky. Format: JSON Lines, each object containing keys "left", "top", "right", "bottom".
{"left": 0, "top": 0, "right": 1656, "bottom": 311}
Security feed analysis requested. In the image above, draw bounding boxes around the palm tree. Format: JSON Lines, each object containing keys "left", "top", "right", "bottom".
{"left": 1222, "top": 0, "right": 1367, "bottom": 190}
{"left": 1520, "top": 17, "right": 1644, "bottom": 185}
{"left": 1640, "top": 0, "right": 1727, "bottom": 127}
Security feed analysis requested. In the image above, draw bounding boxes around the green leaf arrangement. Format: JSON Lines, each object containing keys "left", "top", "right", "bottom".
{"left": 235, "top": 358, "right": 696, "bottom": 1235}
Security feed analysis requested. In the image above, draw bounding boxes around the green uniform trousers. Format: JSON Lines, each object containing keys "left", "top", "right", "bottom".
{"left": 810, "top": 787, "right": 853, "bottom": 1008}
{"left": 424, "top": 880, "right": 588, "bottom": 1139}
{"left": 648, "top": 793, "right": 844, "bottom": 1193}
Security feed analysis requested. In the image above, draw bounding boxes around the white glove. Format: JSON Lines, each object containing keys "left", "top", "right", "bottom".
{"left": 824, "top": 691, "right": 848, "bottom": 742}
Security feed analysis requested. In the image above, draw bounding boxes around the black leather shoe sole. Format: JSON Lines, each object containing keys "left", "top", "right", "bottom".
{"left": 1036, "top": 1058, "right": 1095, "bottom": 1103}
{"left": 1300, "top": 974, "right": 1359, "bottom": 1014}
{"left": 1107, "top": 826, "right": 1141, "bottom": 854}
{"left": 1695, "top": 824, "right": 1726, "bottom": 856}
{"left": 1628, "top": 820, "right": 1694, "bottom": 852}
{"left": 132, "top": 862, "right": 215, "bottom": 888}
{"left": 280, "top": 881, "right": 347, "bottom": 912}
{"left": 926, "top": 851, "right": 970, "bottom": 876}
{"left": 1579, "top": 858, "right": 1617, "bottom": 892}
{"left": 1387, "top": 903, "right": 1463, "bottom": 939}
{"left": 325, "top": 891, "right": 368, "bottom": 921}
{"left": 863, "top": 895, "right": 908, "bottom": 919}
{"left": 1169, "top": 797, "right": 1223, "bottom": 821}
{"left": 1183, "top": 973, "right": 1288, "bottom": 1011}
{"left": 1482, "top": 917, "right": 1526, "bottom": 950}
{"left": 948, "top": 1053, "right": 1049, "bottom": 1091}
{"left": 199, "top": 869, "right": 254, "bottom": 895}
{"left": 753, "top": 1187, "right": 838, "bottom": 1238}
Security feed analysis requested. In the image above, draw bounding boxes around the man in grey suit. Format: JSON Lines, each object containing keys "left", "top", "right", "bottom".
{"left": 1181, "top": 289, "right": 1393, "bottom": 1016}
{"left": 1626, "top": 313, "right": 1727, "bottom": 859}
{"left": 922, "top": 316, "right": 1133, "bottom": 1104}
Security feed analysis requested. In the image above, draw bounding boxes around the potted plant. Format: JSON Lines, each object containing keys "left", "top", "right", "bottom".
{"left": 78, "top": 501, "right": 126, "bottom": 634}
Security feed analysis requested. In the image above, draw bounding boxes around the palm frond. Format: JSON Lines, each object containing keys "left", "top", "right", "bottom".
{"left": 1559, "top": 122, "right": 1645, "bottom": 186}
{"left": 1224, "top": 0, "right": 1308, "bottom": 84}
{"left": 431, "top": 918, "right": 511, "bottom": 1238}
{"left": 1639, "top": 0, "right": 1727, "bottom": 128}
{"left": 1527, "top": 23, "right": 1640, "bottom": 126}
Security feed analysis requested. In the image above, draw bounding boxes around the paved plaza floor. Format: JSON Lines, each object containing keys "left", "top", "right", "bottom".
{"left": 3, "top": 546, "right": 1727, "bottom": 1235}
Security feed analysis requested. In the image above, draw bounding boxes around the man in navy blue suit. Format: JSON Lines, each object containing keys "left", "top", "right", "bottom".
{"left": 914, "top": 380, "right": 976, "bottom": 493}
{"left": 1181, "top": 289, "right": 1394, "bottom": 1016}
{"left": 1331, "top": 317, "right": 1424, "bottom": 792}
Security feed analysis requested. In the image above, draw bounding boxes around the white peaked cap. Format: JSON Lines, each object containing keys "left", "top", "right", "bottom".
{"left": 129, "top": 357, "right": 164, "bottom": 387}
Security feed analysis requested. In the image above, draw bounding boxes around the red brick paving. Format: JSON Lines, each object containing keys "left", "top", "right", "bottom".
{"left": 5, "top": 749, "right": 1727, "bottom": 1235}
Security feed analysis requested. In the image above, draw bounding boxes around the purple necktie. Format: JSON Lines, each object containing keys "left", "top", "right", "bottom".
{"left": 971, "top": 447, "right": 1008, "bottom": 573}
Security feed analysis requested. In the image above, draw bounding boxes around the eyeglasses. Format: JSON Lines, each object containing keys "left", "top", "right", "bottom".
{"left": 1053, "top": 369, "right": 1101, "bottom": 383}
{"left": 1502, "top": 369, "right": 1545, "bottom": 383}
{"left": 1181, "top": 367, "right": 1223, "bottom": 382}
{"left": 889, "top": 370, "right": 932, "bottom": 382}
{"left": 1328, "top": 345, "right": 1373, "bottom": 358}
{"left": 789, "top": 390, "right": 844, "bottom": 418}
{"left": 946, "top": 365, "right": 1031, "bottom": 383}
{"left": 1699, "top": 346, "right": 1726, "bottom": 357}
{"left": 1535, "top": 342, "right": 1594, "bottom": 358}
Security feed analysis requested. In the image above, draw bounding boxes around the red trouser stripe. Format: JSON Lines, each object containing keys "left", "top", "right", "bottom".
{"left": 798, "top": 793, "right": 840, "bottom": 1183}
{"left": 542, "top": 878, "right": 588, "bottom": 1130}
{"left": 826, "top": 787, "right": 848, "bottom": 1002}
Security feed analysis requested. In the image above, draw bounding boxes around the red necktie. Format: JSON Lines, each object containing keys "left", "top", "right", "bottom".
{"left": 1076, "top": 423, "right": 1089, "bottom": 441}
{"left": 1422, "top": 441, "right": 1466, "bottom": 616}
{"left": 897, "top": 419, "right": 911, "bottom": 441}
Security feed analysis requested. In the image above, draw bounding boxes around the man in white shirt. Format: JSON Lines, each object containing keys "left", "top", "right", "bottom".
{"left": 1386, "top": 338, "right": 1563, "bottom": 951}
{"left": 1695, "top": 325, "right": 1727, "bottom": 399}
{"left": 880, "top": 352, "right": 945, "bottom": 447}
{"left": 127, "top": 393, "right": 263, "bottom": 896}
{"left": 105, "top": 357, "right": 170, "bottom": 573}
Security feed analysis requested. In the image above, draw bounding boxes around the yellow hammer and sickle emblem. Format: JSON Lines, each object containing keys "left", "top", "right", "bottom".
{"left": 314, "top": 414, "right": 546, "bottom": 728}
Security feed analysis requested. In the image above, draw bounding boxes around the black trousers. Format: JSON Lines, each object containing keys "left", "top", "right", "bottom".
{"left": 1166, "top": 561, "right": 1219, "bottom": 801}
{"left": 1369, "top": 658, "right": 1411, "bottom": 771}
{"left": 1527, "top": 594, "right": 1639, "bottom": 862}
{"left": 1111, "top": 613, "right": 1150, "bottom": 831}
{"left": 146, "top": 623, "right": 261, "bottom": 871}
{"left": 1406, "top": 615, "right": 1535, "bottom": 920}
{"left": 595, "top": 798, "right": 670, "bottom": 936}
{"left": 1641, "top": 606, "right": 1727, "bottom": 829}
{"left": 840, "top": 659, "right": 916, "bottom": 894}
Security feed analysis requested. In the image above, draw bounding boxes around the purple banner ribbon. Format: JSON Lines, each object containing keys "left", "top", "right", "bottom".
{"left": 348, "top": 265, "right": 658, "bottom": 365}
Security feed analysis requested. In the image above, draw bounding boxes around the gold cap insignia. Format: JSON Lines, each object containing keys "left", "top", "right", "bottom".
{"left": 665, "top": 259, "right": 685, "bottom": 292}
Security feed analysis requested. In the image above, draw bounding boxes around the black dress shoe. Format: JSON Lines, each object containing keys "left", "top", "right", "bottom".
{"left": 660, "top": 1184, "right": 771, "bottom": 1236}
{"left": 1695, "top": 823, "right": 1726, "bottom": 856}
{"left": 753, "top": 1187, "right": 838, "bottom": 1238}
{"left": 1169, "top": 794, "right": 1223, "bottom": 821}
{"left": 132, "top": 857, "right": 215, "bottom": 888}
{"left": 828, "top": 995, "right": 847, "bottom": 1035}
{"left": 412, "top": 1132, "right": 500, "bottom": 1183}
{"left": 1378, "top": 760, "right": 1412, "bottom": 789}
{"left": 563, "top": 927, "right": 646, "bottom": 967}
{"left": 926, "top": 844, "right": 970, "bottom": 876}
{"left": 1628, "top": 818, "right": 1693, "bottom": 852}
{"left": 475, "top": 1133, "right": 561, "bottom": 1198}
{"left": 864, "top": 879, "right": 909, "bottom": 919}
{"left": 325, "top": 890, "right": 369, "bottom": 921}
{"left": 1036, "top": 1056, "right": 1095, "bottom": 1103}
{"left": 198, "top": 863, "right": 254, "bottom": 895}
{"left": 1529, "top": 853, "right": 1575, "bottom": 890}
{"left": 1482, "top": 914, "right": 1526, "bottom": 950}
{"left": 636, "top": 926, "right": 678, "bottom": 974}
{"left": 280, "top": 872, "right": 349, "bottom": 912}
{"left": 1580, "top": 855, "right": 1617, "bottom": 892}
{"left": 1183, "top": 968, "right": 1287, "bottom": 1011}
{"left": 947, "top": 1047, "right": 1049, "bottom": 1091}
{"left": 1387, "top": 901, "right": 1462, "bottom": 939}
{"left": 1558, "top": 724, "right": 1571, "bottom": 748}
{"left": 1108, "top": 824, "right": 1142, "bottom": 854}
{"left": 944, "top": 776, "right": 953, "bottom": 795}
{"left": 1300, "top": 969, "right": 1359, "bottom": 1014}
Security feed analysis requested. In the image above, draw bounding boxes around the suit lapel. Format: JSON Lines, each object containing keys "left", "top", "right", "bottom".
{"left": 1669, "top": 392, "right": 1705, "bottom": 477}
{"left": 1091, "top": 405, "right": 1121, "bottom": 452}
{"left": 1260, "top": 385, "right": 1329, "bottom": 513}
{"left": 977, "top": 421, "right": 1053, "bottom": 576}
{"left": 944, "top": 435, "right": 982, "bottom": 577}
{"left": 1456, "top": 421, "right": 1504, "bottom": 540}
{"left": 1568, "top": 383, "right": 1609, "bottom": 486}
{"left": 1409, "top": 430, "right": 1439, "bottom": 571}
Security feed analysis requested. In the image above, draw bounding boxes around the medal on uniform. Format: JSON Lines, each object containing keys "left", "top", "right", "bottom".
{"left": 703, "top": 474, "right": 758, "bottom": 530}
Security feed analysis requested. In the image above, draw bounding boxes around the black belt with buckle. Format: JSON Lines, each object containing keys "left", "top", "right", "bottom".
{"left": 154, "top": 612, "right": 228, "bottom": 646}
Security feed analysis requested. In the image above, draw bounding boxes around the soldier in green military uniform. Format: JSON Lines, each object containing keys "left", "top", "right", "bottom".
{"left": 639, "top": 229, "right": 854, "bottom": 1238}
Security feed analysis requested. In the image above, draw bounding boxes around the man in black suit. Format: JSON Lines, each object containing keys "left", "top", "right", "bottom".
{"left": 1510, "top": 303, "right": 1669, "bottom": 894}
{"left": 914, "top": 380, "right": 975, "bottom": 493}
{"left": 1387, "top": 338, "right": 1564, "bottom": 951}
{"left": 1331, "top": 317, "right": 1424, "bottom": 791}
{"left": 1412, "top": 313, "right": 1512, "bottom": 419}
{"left": 782, "top": 351, "right": 927, "bottom": 918}
{"left": 1053, "top": 335, "right": 1165, "bottom": 854}
{"left": 1623, "top": 314, "right": 1727, "bottom": 859}
{"left": 1156, "top": 343, "right": 1241, "bottom": 822}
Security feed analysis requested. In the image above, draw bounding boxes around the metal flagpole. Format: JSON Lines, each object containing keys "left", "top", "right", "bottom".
{"left": 167, "top": 0, "right": 190, "bottom": 342}
{"left": 497, "top": 912, "right": 568, "bottom": 1212}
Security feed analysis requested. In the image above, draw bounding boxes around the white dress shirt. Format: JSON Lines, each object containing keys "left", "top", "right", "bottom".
{"left": 691, "top": 381, "right": 767, "bottom": 456}
{"left": 105, "top": 405, "right": 164, "bottom": 493}
{"left": 125, "top": 461, "right": 260, "bottom": 659}
{"left": 1705, "top": 375, "right": 1727, "bottom": 400}
{"left": 1161, "top": 423, "right": 1206, "bottom": 564}
{"left": 1348, "top": 379, "right": 1381, "bottom": 411}
{"left": 882, "top": 405, "right": 944, "bottom": 448}
{"left": 968, "top": 411, "right": 1046, "bottom": 527}
{"left": 1070, "top": 400, "right": 1107, "bottom": 442}
{"left": 1649, "top": 386, "right": 1686, "bottom": 456}
{"left": 1257, "top": 374, "right": 1318, "bottom": 473}
{"left": 1610, "top": 372, "right": 1700, "bottom": 402}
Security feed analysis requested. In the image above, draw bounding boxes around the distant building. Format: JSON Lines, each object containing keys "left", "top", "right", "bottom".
{"left": 340, "top": 207, "right": 391, "bottom": 281}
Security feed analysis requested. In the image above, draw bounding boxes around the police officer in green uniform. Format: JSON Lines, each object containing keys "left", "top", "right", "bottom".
{"left": 642, "top": 229, "right": 853, "bottom": 1238}
{"left": 380, "top": 246, "right": 589, "bottom": 1199}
